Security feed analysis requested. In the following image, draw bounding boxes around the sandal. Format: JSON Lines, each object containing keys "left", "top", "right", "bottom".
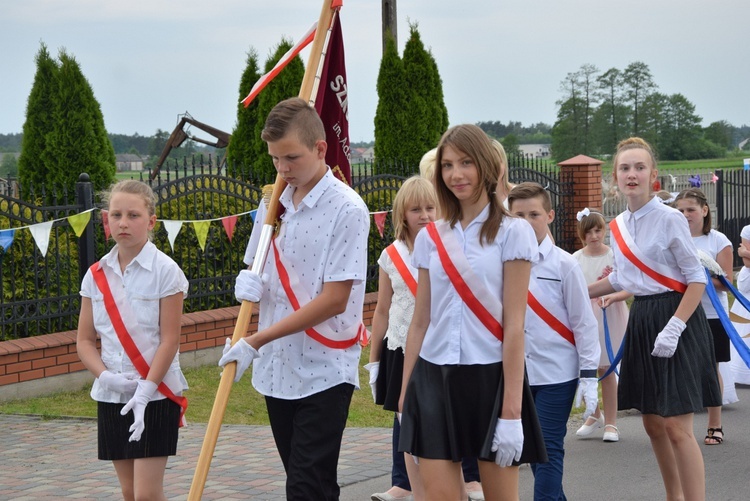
{"left": 704, "top": 427, "right": 724, "bottom": 445}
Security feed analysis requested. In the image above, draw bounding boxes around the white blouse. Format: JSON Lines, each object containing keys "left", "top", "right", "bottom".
{"left": 412, "top": 205, "right": 538, "bottom": 366}
{"left": 377, "top": 240, "right": 415, "bottom": 351}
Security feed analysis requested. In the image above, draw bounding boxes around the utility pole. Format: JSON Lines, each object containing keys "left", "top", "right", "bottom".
{"left": 382, "top": 0, "right": 397, "bottom": 53}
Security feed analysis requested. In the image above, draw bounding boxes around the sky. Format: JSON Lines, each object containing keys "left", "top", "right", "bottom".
{"left": 1, "top": 0, "right": 748, "bottom": 144}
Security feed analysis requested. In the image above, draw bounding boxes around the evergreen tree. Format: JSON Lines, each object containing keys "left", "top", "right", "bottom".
{"left": 374, "top": 36, "right": 411, "bottom": 168}
{"left": 226, "top": 47, "right": 261, "bottom": 179}
{"left": 18, "top": 43, "right": 59, "bottom": 198}
{"left": 401, "top": 23, "right": 449, "bottom": 166}
{"left": 252, "top": 39, "right": 305, "bottom": 180}
{"left": 44, "top": 50, "right": 116, "bottom": 194}
{"left": 622, "top": 61, "right": 657, "bottom": 137}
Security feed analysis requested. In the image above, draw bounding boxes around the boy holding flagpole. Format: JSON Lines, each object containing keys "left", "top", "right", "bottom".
{"left": 219, "top": 97, "right": 369, "bottom": 500}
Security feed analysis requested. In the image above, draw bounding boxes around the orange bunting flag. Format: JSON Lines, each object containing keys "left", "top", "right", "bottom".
{"left": 221, "top": 215, "right": 238, "bottom": 242}
{"left": 373, "top": 211, "right": 388, "bottom": 238}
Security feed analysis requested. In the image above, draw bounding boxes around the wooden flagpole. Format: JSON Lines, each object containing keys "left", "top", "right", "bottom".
{"left": 187, "top": 1, "right": 338, "bottom": 499}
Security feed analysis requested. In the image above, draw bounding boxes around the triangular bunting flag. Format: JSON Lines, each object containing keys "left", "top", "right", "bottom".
{"left": 101, "top": 210, "right": 111, "bottom": 240}
{"left": 161, "top": 220, "right": 184, "bottom": 251}
{"left": 29, "top": 221, "right": 54, "bottom": 257}
{"left": 221, "top": 215, "right": 238, "bottom": 242}
{"left": 68, "top": 211, "right": 91, "bottom": 237}
{"left": 193, "top": 221, "right": 210, "bottom": 251}
{"left": 373, "top": 211, "right": 388, "bottom": 238}
{"left": 250, "top": 209, "right": 258, "bottom": 223}
{"left": 0, "top": 228, "right": 15, "bottom": 251}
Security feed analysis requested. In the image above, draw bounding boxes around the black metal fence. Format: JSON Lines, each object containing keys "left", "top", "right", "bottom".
{"left": 716, "top": 169, "right": 750, "bottom": 269}
{"left": 1, "top": 153, "right": 562, "bottom": 340}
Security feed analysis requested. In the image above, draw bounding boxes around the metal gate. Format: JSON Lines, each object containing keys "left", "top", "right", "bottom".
{"left": 716, "top": 169, "right": 750, "bottom": 268}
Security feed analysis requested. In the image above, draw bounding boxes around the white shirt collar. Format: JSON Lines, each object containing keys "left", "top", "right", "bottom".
{"left": 626, "top": 195, "right": 660, "bottom": 222}
{"left": 280, "top": 168, "right": 336, "bottom": 212}
{"left": 103, "top": 240, "right": 157, "bottom": 273}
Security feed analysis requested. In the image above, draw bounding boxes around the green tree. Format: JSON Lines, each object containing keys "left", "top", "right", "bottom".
{"left": 551, "top": 66, "right": 599, "bottom": 159}
{"left": 401, "top": 22, "right": 449, "bottom": 165}
{"left": 704, "top": 120, "right": 733, "bottom": 151}
{"left": 1, "top": 154, "right": 19, "bottom": 177}
{"left": 622, "top": 61, "right": 656, "bottom": 136}
{"left": 661, "top": 93, "right": 703, "bottom": 160}
{"left": 374, "top": 36, "right": 411, "bottom": 166}
{"left": 500, "top": 133, "right": 522, "bottom": 158}
{"left": 551, "top": 96, "right": 587, "bottom": 161}
{"left": 640, "top": 92, "right": 670, "bottom": 154}
{"left": 595, "top": 67, "right": 625, "bottom": 153}
{"left": 226, "top": 47, "right": 261, "bottom": 178}
{"left": 18, "top": 42, "right": 59, "bottom": 197}
{"left": 252, "top": 39, "right": 305, "bottom": 179}
{"left": 44, "top": 49, "right": 116, "bottom": 194}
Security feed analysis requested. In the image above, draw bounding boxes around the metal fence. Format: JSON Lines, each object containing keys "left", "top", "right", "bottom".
{"left": 1, "top": 153, "right": 563, "bottom": 340}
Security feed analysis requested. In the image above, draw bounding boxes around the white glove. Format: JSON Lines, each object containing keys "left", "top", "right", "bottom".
{"left": 491, "top": 418, "right": 523, "bottom": 467}
{"left": 235, "top": 270, "right": 267, "bottom": 303}
{"left": 218, "top": 337, "right": 260, "bottom": 382}
{"left": 120, "top": 379, "right": 158, "bottom": 442}
{"left": 574, "top": 378, "right": 599, "bottom": 420}
{"left": 363, "top": 362, "right": 379, "bottom": 402}
{"left": 651, "top": 316, "right": 686, "bottom": 358}
{"left": 97, "top": 370, "right": 138, "bottom": 394}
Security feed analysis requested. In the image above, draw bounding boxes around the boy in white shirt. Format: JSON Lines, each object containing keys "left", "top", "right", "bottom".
{"left": 508, "top": 182, "right": 601, "bottom": 500}
{"left": 219, "top": 97, "right": 370, "bottom": 501}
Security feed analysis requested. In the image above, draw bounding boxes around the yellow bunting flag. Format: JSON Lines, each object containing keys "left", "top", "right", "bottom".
{"left": 193, "top": 221, "right": 210, "bottom": 251}
{"left": 68, "top": 211, "right": 92, "bottom": 237}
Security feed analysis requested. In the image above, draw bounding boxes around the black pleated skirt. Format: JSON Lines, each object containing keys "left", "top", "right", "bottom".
{"left": 375, "top": 339, "right": 405, "bottom": 413}
{"left": 98, "top": 399, "right": 180, "bottom": 460}
{"left": 618, "top": 291, "right": 722, "bottom": 417}
{"left": 398, "top": 357, "right": 547, "bottom": 465}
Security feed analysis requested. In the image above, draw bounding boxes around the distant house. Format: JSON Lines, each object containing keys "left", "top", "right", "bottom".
{"left": 350, "top": 147, "right": 374, "bottom": 164}
{"left": 518, "top": 144, "right": 551, "bottom": 158}
{"left": 115, "top": 154, "right": 145, "bottom": 171}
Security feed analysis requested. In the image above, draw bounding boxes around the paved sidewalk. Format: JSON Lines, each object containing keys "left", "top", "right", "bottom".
{"left": 2, "top": 386, "right": 749, "bottom": 500}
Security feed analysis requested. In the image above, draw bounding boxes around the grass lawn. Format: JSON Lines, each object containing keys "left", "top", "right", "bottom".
{"left": 0, "top": 345, "right": 398, "bottom": 428}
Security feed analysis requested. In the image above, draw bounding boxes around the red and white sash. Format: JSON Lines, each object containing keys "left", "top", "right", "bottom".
{"left": 271, "top": 237, "right": 368, "bottom": 349}
{"left": 425, "top": 221, "right": 504, "bottom": 342}
{"left": 609, "top": 215, "right": 688, "bottom": 293}
{"left": 90, "top": 263, "right": 188, "bottom": 426}
{"left": 527, "top": 284, "right": 575, "bottom": 346}
{"left": 385, "top": 241, "right": 417, "bottom": 297}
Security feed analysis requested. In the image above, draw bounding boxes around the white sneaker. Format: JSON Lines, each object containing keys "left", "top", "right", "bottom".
{"left": 603, "top": 424, "right": 620, "bottom": 442}
{"left": 575, "top": 413, "right": 604, "bottom": 437}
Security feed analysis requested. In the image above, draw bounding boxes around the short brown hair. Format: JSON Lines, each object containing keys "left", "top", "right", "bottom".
{"left": 507, "top": 182, "right": 551, "bottom": 212}
{"left": 576, "top": 211, "right": 606, "bottom": 244}
{"left": 261, "top": 97, "right": 325, "bottom": 149}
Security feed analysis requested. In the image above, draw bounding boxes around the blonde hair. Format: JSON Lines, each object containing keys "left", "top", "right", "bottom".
{"left": 434, "top": 124, "right": 508, "bottom": 245}
{"left": 612, "top": 137, "right": 658, "bottom": 185}
{"left": 104, "top": 180, "right": 157, "bottom": 216}
{"left": 491, "top": 140, "right": 512, "bottom": 198}
{"left": 419, "top": 148, "right": 437, "bottom": 181}
{"left": 392, "top": 176, "right": 437, "bottom": 250}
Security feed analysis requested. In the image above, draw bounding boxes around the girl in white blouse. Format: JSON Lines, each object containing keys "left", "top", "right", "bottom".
{"left": 589, "top": 138, "right": 720, "bottom": 501}
{"left": 398, "top": 124, "right": 546, "bottom": 501}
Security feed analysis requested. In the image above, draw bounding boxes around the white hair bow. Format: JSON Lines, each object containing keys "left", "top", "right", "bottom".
{"left": 576, "top": 208, "right": 591, "bottom": 222}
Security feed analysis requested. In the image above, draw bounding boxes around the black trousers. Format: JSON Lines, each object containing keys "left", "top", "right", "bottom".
{"left": 265, "top": 382, "right": 354, "bottom": 501}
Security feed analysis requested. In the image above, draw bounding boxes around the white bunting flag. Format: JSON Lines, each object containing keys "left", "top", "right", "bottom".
{"left": 161, "top": 220, "right": 184, "bottom": 251}
{"left": 29, "top": 221, "right": 54, "bottom": 257}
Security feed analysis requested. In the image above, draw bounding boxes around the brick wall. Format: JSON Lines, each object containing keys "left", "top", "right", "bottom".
{"left": 0, "top": 292, "right": 378, "bottom": 402}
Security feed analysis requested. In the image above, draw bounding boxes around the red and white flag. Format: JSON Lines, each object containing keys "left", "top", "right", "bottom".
{"left": 240, "top": 23, "right": 317, "bottom": 108}
{"left": 314, "top": 10, "right": 352, "bottom": 184}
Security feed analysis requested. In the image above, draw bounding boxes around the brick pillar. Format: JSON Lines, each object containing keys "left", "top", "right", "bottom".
{"left": 558, "top": 155, "right": 603, "bottom": 251}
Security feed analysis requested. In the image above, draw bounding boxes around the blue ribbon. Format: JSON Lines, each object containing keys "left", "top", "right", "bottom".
{"left": 601, "top": 307, "right": 620, "bottom": 377}
{"left": 706, "top": 269, "right": 750, "bottom": 369}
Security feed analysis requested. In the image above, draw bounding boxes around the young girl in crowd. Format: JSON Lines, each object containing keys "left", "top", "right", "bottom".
{"left": 77, "top": 180, "right": 189, "bottom": 501}
{"left": 572, "top": 209, "right": 630, "bottom": 442}
{"left": 367, "top": 176, "right": 437, "bottom": 501}
{"left": 399, "top": 124, "right": 546, "bottom": 501}
{"left": 588, "top": 138, "right": 720, "bottom": 501}
{"left": 674, "top": 188, "right": 734, "bottom": 445}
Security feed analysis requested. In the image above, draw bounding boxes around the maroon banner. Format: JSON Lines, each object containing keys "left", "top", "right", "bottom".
{"left": 314, "top": 12, "right": 352, "bottom": 185}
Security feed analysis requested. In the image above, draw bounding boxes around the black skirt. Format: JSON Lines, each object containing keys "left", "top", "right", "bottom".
{"left": 98, "top": 399, "right": 180, "bottom": 460}
{"left": 618, "top": 291, "right": 722, "bottom": 417}
{"left": 707, "top": 318, "right": 730, "bottom": 363}
{"left": 375, "top": 338, "right": 405, "bottom": 413}
{"left": 398, "top": 357, "right": 547, "bottom": 465}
